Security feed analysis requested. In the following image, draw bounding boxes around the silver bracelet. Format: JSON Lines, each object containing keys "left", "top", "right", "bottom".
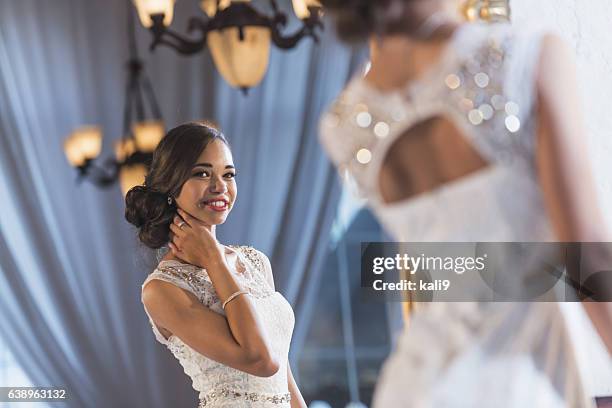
{"left": 222, "top": 290, "right": 249, "bottom": 310}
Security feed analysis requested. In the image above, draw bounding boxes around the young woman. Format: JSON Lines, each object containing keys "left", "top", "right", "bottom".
{"left": 125, "top": 122, "right": 306, "bottom": 408}
{"left": 319, "top": 0, "right": 612, "bottom": 406}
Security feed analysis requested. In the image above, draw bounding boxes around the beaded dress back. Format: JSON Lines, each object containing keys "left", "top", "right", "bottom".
{"left": 320, "top": 22, "right": 597, "bottom": 407}
{"left": 142, "top": 246, "right": 295, "bottom": 408}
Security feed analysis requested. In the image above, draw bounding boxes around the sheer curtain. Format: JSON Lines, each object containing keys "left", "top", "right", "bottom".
{"left": 0, "top": 0, "right": 361, "bottom": 406}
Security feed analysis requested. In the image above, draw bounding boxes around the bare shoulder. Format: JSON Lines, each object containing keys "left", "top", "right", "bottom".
{"left": 538, "top": 32, "right": 573, "bottom": 56}
{"left": 142, "top": 278, "right": 199, "bottom": 317}
{"left": 536, "top": 32, "right": 577, "bottom": 89}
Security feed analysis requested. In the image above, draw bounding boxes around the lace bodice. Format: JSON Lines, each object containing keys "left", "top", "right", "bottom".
{"left": 141, "top": 246, "right": 295, "bottom": 408}
{"left": 319, "top": 22, "right": 602, "bottom": 407}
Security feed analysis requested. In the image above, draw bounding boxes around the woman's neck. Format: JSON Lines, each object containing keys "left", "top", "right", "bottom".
{"left": 161, "top": 224, "right": 219, "bottom": 262}
{"left": 207, "top": 224, "right": 217, "bottom": 240}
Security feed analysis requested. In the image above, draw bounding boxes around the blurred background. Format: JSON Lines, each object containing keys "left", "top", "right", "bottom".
{"left": 0, "top": 0, "right": 611, "bottom": 407}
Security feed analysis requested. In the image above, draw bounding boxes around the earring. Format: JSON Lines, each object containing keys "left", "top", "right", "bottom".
{"left": 167, "top": 196, "right": 173, "bottom": 205}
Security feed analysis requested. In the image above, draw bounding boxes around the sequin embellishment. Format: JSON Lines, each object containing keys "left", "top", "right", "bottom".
{"left": 198, "top": 388, "right": 291, "bottom": 406}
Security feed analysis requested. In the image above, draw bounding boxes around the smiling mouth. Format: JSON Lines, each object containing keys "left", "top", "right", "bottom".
{"left": 200, "top": 199, "right": 229, "bottom": 212}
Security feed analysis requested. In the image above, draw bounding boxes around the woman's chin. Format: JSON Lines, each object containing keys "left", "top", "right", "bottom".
{"left": 198, "top": 212, "right": 228, "bottom": 226}
{"left": 186, "top": 205, "right": 231, "bottom": 226}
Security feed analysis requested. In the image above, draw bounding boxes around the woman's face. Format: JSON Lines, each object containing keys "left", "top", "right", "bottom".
{"left": 175, "top": 139, "right": 237, "bottom": 226}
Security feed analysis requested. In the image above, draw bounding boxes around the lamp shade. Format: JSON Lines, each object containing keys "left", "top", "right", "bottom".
{"left": 200, "top": 0, "right": 232, "bottom": 17}
{"left": 133, "top": 120, "right": 165, "bottom": 152}
{"left": 119, "top": 164, "right": 148, "bottom": 197}
{"left": 64, "top": 126, "right": 102, "bottom": 167}
{"left": 292, "top": 0, "right": 321, "bottom": 19}
{"left": 114, "top": 137, "right": 137, "bottom": 162}
{"left": 133, "top": 0, "right": 175, "bottom": 27}
{"left": 207, "top": 26, "right": 271, "bottom": 88}
{"left": 64, "top": 136, "right": 86, "bottom": 167}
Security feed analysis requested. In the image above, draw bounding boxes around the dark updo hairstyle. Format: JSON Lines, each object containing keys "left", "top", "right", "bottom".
{"left": 321, "top": 0, "right": 422, "bottom": 43}
{"left": 124, "top": 121, "right": 229, "bottom": 249}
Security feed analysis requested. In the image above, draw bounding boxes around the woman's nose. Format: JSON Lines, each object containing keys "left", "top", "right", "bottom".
{"left": 209, "top": 176, "right": 227, "bottom": 193}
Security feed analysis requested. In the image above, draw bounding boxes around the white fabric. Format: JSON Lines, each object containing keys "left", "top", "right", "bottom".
{"left": 320, "top": 22, "right": 599, "bottom": 407}
{"left": 141, "top": 246, "right": 295, "bottom": 408}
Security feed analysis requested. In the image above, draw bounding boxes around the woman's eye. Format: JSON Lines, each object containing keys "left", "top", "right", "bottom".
{"left": 193, "top": 171, "right": 210, "bottom": 178}
{"left": 225, "top": 173, "right": 236, "bottom": 179}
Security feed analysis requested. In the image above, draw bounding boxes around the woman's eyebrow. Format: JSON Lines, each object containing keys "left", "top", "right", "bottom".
{"left": 192, "top": 162, "right": 235, "bottom": 169}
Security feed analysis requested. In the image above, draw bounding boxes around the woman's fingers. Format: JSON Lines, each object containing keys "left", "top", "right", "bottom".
{"left": 176, "top": 208, "right": 195, "bottom": 227}
{"left": 173, "top": 215, "right": 186, "bottom": 227}
{"left": 169, "top": 222, "right": 186, "bottom": 237}
{"left": 173, "top": 215, "right": 192, "bottom": 232}
{"left": 169, "top": 242, "right": 190, "bottom": 263}
{"left": 169, "top": 242, "right": 181, "bottom": 255}
{"left": 170, "top": 231, "right": 185, "bottom": 253}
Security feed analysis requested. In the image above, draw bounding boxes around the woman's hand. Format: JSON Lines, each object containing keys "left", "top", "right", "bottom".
{"left": 169, "top": 208, "right": 224, "bottom": 269}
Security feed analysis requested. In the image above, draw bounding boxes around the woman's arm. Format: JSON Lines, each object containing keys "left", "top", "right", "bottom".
{"left": 142, "top": 278, "right": 278, "bottom": 376}
{"left": 288, "top": 364, "right": 307, "bottom": 408}
{"left": 142, "top": 209, "right": 280, "bottom": 377}
{"left": 535, "top": 33, "right": 612, "bottom": 354}
{"left": 257, "top": 251, "right": 307, "bottom": 407}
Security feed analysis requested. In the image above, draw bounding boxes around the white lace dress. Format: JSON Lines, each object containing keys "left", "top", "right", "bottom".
{"left": 320, "top": 22, "right": 604, "bottom": 407}
{"left": 141, "top": 246, "right": 295, "bottom": 408}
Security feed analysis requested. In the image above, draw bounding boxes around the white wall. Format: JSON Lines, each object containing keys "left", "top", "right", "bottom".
{"left": 512, "top": 0, "right": 612, "bottom": 396}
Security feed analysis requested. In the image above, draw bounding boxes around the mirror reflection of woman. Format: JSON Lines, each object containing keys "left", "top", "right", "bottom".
{"left": 126, "top": 122, "right": 306, "bottom": 408}
{"left": 320, "top": 0, "right": 612, "bottom": 406}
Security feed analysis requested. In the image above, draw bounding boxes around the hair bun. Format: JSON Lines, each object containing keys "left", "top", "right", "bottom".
{"left": 125, "top": 186, "right": 153, "bottom": 228}
{"left": 124, "top": 185, "right": 174, "bottom": 249}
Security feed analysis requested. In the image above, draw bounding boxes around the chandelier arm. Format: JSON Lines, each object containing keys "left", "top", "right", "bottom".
{"left": 151, "top": 29, "right": 208, "bottom": 54}
{"left": 268, "top": 0, "right": 281, "bottom": 16}
{"left": 122, "top": 76, "right": 134, "bottom": 137}
{"left": 270, "top": 18, "right": 321, "bottom": 50}
{"left": 134, "top": 73, "right": 146, "bottom": 122}
{"left": 123, "top": 151, "right": 154, "bottom": 167}
{"left": 79, "top": 160, "right": 120, "bottom": 188}
{"left": 141, "top": 73, "right": 163, "bottom": 120}
{"left": 127, "top": 0, "right": 140, "bottom": 60}
{"left": 267, "top": 0, "right": 287, "bottom": 29}
{"left": 267, "top": 2, "right": 323, "bottom": 50}
{"left": 149, "top": 15, "right": 209, "bottom": 55}
{"left": 126, "top": 1, "right": 145, "bottom": 125}
{"left": 125, "top": 68, "right": 142, "bottom": 131}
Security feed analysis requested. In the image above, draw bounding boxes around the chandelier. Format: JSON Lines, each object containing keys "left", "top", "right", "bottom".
{"left": 63, "top": 3, "right": 165, "bottom": 196}
{"left": 461, "top": 0, "right": 511, "bottom": 22}
{"left": 132, "top": 0, "right": 323, "bottom": 91}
